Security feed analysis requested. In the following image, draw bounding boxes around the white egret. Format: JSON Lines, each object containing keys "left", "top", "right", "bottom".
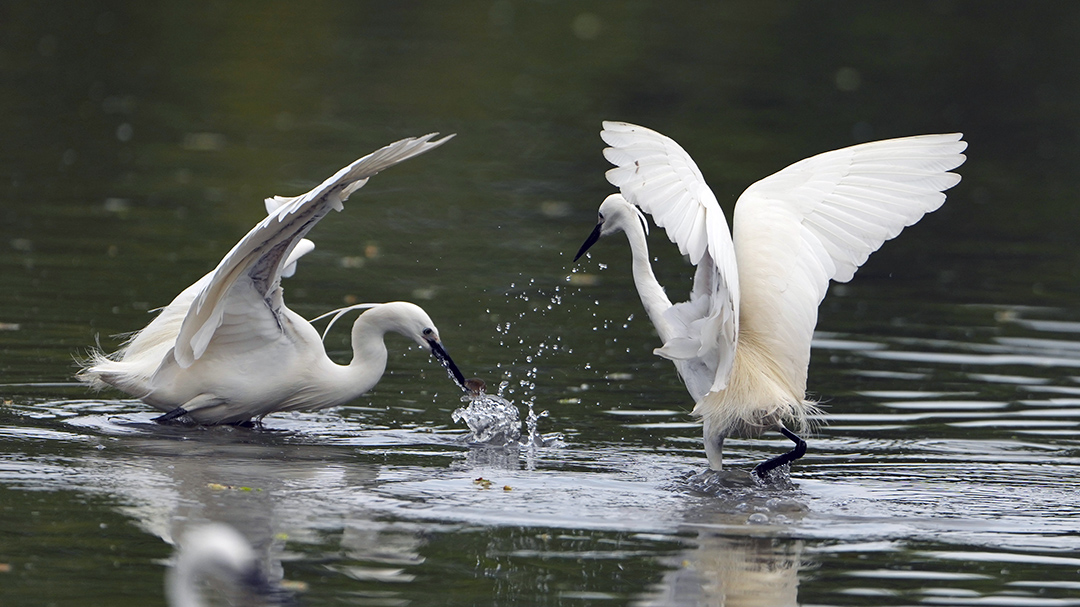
{"left": 575, "top": 122, "right": 966, "bottom": 477}
{"left": 166, "top": 523, "right": 292, "bottom": 607}
{"left": 79, "top": 133, "right": 466, "bottom": 425}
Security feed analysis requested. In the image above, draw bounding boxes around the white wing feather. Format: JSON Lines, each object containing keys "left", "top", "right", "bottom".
{"left": 599, "top": 122, "right": 966, "bottom": 404}
{"left": 733, "top": 133, "right": 966, "bottom": 397}
{"left": 173, "top": 132, "right": 454, "bottom": 367}
{"left": 280, "top": 238, "right": 314, "bottom": 278}
{"left": 601, "top": 121, "right": 741, "bottom": 395}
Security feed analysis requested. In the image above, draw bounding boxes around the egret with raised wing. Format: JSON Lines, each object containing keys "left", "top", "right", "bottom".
{"left": 575, "top": 122, "right": 966, "bottom": 478}
{"left": 79, "top": 133, "right": 466, "bottom": 425}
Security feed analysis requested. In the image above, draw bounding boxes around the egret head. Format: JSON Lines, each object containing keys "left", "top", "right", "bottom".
{"left": 167, "top": 524, "right": 291, "bottom": 607}
{"left": 574, "top": 194, "right": 649, "bottom": 261}
{"left": 377, "top": 302, "right": 467, "bottom": 389}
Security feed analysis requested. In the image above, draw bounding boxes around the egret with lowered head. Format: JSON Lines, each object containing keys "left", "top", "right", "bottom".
{"left": 166, "top": 523, "right": 293, "bottom": 607}
{"left": 575, "top": 122, "right": 966, "bottom": 478}
{"left": 79, "top": 133, "right": 466, "bottom": 425}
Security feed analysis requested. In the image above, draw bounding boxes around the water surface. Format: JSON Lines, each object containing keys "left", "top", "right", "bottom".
{"left": 2, "top": 2, "right": 1080, "bottom": 606}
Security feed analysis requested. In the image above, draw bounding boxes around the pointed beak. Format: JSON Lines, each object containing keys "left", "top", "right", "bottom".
{"left": 238, "top": 565, "right": 296, "bottom": 606}
{"left": 428, "top": 339, "right": 466, "bottom": 389}
{"left": 574, "top": 223, "right": 603, "bottom": 262}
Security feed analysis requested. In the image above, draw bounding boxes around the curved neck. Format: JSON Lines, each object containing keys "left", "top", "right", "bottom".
{"left": 624, "top": 220, "right": 673, "bottom": 340}
{"left": 345, "top": 316, "right": 391, "bottom": 395}
{"left": 166, "top": 563, "right": 205, "bottom": 607}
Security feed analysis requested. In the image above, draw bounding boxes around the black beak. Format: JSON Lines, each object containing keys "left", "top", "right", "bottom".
{"left": 429, "top": 339, "right": 466, "bottom": 389}
{"left": 574, "top": 223, "right": 603, "bottom": 262}
{"left": 238, "top": 565, "right": 298, "bottom": 606}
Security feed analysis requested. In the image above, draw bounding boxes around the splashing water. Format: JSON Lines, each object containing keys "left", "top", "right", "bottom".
{"left": 453, "top": 275, "right": 585, "bottom": 448}
{"left": 492, "top": 277, "right": 578, "bottom": 407}
{"left": 451, "top": 379, "right": 562, "bottom": 448}
{"left": 452, "top": 380, "right": 522, "bottom": 445}
{"left": 523, "top": 402, "right": 550, "bottom": 447}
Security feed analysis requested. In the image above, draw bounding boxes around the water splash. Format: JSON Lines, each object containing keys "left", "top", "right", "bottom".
{"left": 451, "top": 379, "right": 562, "bottom": 448}
{"left": 451, "top": 379, "right": 521, "bottom": 445}
{"left": 493, "top": 277, "right": 578, "bottom": 406}
{"left": 523, "top": 403, "right": 548, "bottom": 447}
{"left": 456, "top": 274, "right": 586, "bottom": 450}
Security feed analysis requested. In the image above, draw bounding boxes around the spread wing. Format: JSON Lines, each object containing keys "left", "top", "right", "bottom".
{"left": 733, "top": 133, "right": 966, "bottom": 397}
{"left": 601, "top": 121, "right": 741, "bottom": 396}
{"left": 172, "top": 132, "right": 454, "bottom": 367}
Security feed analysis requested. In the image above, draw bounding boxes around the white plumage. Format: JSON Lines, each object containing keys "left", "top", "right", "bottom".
{"left": 79, "top": 133, "right": 465, "bottom": 425}
{"left": 166, "top": 523, "right": 286, "bottom": 607}
{"left": 576, "top": 122, "right": 966, "bottom": 476}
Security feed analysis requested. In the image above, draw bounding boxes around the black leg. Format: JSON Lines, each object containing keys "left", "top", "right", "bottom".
{"left": 752, "top": 427, "right": 807, "bottom": 479}
{"left": 153, "top": 407, "right": 189, "bottom": 423}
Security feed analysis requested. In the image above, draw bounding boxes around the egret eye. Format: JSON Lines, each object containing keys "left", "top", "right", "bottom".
{"left": 422, "top": 328, "right": 434, "bottom": 336}
{"left": 597, "top": 211, "right": 604, "bottom": 220}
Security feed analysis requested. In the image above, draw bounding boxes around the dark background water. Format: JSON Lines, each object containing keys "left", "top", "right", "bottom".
{"left": 2, "top": 2, "right": 1080, "bottom": 606}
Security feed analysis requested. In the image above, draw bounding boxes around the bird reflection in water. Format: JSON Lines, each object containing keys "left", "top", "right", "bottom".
{"left": 167, "top": 523, "right": 296, "bottom": 607}
{"left": 636, "top": 534, "right": 803, "bottom": 607}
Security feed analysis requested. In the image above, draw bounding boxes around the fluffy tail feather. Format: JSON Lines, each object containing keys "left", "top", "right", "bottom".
{"left": 76, "top": 275, "right": 207, "bottom": 396}
{"left": 75, "top": 344, "right": 152, "bottom": 396}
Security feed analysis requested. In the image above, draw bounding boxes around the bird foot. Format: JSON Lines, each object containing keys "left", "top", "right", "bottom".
{"left": 153, "top": 407, "right": 191, "bottom": 424}
{"left": 752, "top": 427, "right": 807, "bottom": 480}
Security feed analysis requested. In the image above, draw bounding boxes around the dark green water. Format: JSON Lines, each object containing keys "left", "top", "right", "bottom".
{"left": 2, "top": 2, "right": 1080, "bottom": 606}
